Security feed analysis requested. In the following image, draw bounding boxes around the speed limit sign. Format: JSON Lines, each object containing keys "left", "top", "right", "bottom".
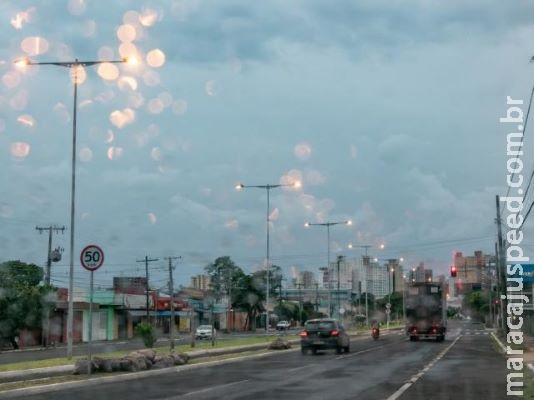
{"left": 80, "top": 245, "right": 104, "bottom": 271}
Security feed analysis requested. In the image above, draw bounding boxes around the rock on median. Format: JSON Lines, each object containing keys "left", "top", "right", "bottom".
{"left": 268, "top": 338, "right": 292, "bottom": 350}
{"left": 73, "top": 349, "right": 190, "bottom": 375}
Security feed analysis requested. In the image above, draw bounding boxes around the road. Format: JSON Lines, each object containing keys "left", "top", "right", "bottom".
{"left": 2, "top": 320, "right": 508, "bottom": 400}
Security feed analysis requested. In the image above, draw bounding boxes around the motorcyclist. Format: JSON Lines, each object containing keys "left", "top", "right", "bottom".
{"left": 371, "top": 320, "right": 380, "bottom": 337}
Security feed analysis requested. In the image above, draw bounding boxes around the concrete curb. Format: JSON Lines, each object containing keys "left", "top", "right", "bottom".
{"left": 490, "top": 331, "right": 534, "bottom": 374}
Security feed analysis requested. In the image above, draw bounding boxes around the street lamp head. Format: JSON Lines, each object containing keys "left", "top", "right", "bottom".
{"left": 379, "top": 243, "right": 385, "bottom": 250}
{"left": 235, "top": 183, "right": 244, "bottom": 191}
{"left": 373, "top": 257, "right": 378, "bottom": 262}
{"left": 123, "top": 55, "right": 138, "bottom": 66}
{"left": 14, "top": 57, "right": 30, "bottom": 68}
{"left": 292, "top": 180, "right": 302, "bottom": 189}
{"left": 399, "top": 257, "right": 404, "bottom": 263}
{"left": 348, "top": 243, "right": 353, "bottom": 249}
{"left": 304, "top": 222, "right": 310, "bottom": 228}
{"left": 346, "top": 220, "right": 352, "bottom": 226}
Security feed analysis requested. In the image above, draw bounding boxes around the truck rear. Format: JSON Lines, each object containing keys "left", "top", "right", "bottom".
{"left": 405, "top": 282, "right": 446, "bottom": 342}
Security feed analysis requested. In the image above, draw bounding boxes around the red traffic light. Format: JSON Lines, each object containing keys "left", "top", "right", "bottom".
{"left": 450, "top": 266, "right": 457, "bottom": 278}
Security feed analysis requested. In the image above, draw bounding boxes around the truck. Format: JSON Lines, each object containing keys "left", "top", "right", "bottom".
{"left": 405, "top": 282, "right": 446, "bottom": 342}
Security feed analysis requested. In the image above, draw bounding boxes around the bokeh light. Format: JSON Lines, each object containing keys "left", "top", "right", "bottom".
{"left": 98, "top": 46, "right": 115, "bottom": 60}
{"left": 147, "top": 212, "right": 157, "bottom": 224}
{"left": 205, "top": 80, "right": 218, "bottom": 96}
{"left": 294, "top": 142, "right": 312, "bottom": 160}
{"left": 53, "top": 103, "right": 70, "bottom": 124}
{"left": 68, "top": 0, "right": 87, "bottom": 16}
{"left": 123, "top": 10, "right": 140, "bottom": 24}
{"left": 97, "top": 62, "right": 120, "bottom": 80}
{"left": 106, "top": 130, "right": 114, "bottom": 144}
{"left": 11, "top": 9, "right": 33, "bottom": 30}
{"left": 147, "top": 98, "right": 164, "bottom": 114}
{"left": 118, "top": 76, "right": 138, "bottom": 91}
{"left": 10, "top": 90, "right": 28, "bottom": 111}
{"left": 172, "top": 99, "right": 188, "bottom": 115}
{"left": 117, "top": 24, "right": 137, "bottom": 42}
{"left": 17, "top": 114, "right": 34, "bottom": 127}
{"left": 146, "top": 49, "right": 165, "bottom": 68}
{"left": 151, "top": 147, "right": 161, "bottom": 161}
{"left": 139, "top": 8, "right": 160, "bottom": 26}
{"left": 158, "top": 92, "right": 173, "bottom": 107}
{"left": 143, "top": 70, "right": 160, "bottom": 86}
{"left": 107, "top": 146, "right": 124, "bottom": 160}
{"left": 110, "top": 108, "right": 135, "bottom": 128}
{"left": 225, "top": 219, "right": 239, "bottom": 230}
{"left": 21, "top": 36, "right": 49, "bottom": 56}
{"left": 83, "top": 20, "right": 96, "bottom": 37}
{"left": 119, "top": 42, "right": 140, "bottom": 63}
{"left": 2, "top": 71, "right": 21, "bottom": 89}
{"left": 79, "top": 147, "right": 93, "bottom": 162}
{"left": 10, "top": 142, "right": 30, "bottom": 158}
{"left": 70, "top": 65, "right": 87, "bottom": 84}
{"left": 128, "top": 92, "right": 145, "bottom": 108}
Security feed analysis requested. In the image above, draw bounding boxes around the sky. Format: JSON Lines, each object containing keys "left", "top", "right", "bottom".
{"left": 1, "top": 0, "right": 534, "bottom": 291}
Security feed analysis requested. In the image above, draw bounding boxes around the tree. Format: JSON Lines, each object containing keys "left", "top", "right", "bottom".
{"left": 233, "top": 272, "right": 265, "bottom": 331}
{"left": 0, "top": 261, "right": 50, "bottom": 348}
{"left": 205, "top": 256, "right": 244, "bottom": 302}
{"left": 462, "top": 291, "right": 490, "bottom": 321}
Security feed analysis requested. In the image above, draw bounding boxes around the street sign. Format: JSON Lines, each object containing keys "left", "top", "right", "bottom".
{"left": 339, "top": 307, "right": 345, "bottom": 315}
{"left": 385, "top": 309, "right": 391, "bottom": 314}
{"left": 386, "top": 303, "right": 391, "bottom": 309}
{"left": 80, "top": 244, "right": 104, "bottom": 271}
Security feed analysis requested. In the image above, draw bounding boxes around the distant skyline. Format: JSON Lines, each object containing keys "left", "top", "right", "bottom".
{"left": 1, "top": 1, "right": 533, "bottom": 289}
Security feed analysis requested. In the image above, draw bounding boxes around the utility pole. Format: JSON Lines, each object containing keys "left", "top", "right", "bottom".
{"left": 296, "top": 283, "right": 304, "bottom": 326}
{"left": 36, "top": 225, "right": 65, "bottom": 285}
{"left": 36, "top": 225, "right": 65, "bottom": 348}
{"left": 315, "top": 282, "right": 319, "bottom": 313}
{"left": 495, "top": 195, "right": 508, "bottom": 334}
{"left": 164, "top": 256, "right": 181, "bottom": 350}
{"left": 336, "top": 255, "right": 344, "bottom": 319}
{"left": 137, "top": 256, "right": 159, "bottom": 323}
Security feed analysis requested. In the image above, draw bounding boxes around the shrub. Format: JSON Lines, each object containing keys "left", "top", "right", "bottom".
{"left": 134, "top": 322, "right": 156, "bottom": 348}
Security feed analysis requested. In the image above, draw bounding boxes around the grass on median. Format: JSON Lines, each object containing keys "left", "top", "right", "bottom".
{"left": 0, "top": 334, "right": 296, "bottom": 373}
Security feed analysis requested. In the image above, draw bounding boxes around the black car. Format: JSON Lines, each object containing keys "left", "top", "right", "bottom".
{"left": 300, "top": 318, "right": 350, "bottom": 355}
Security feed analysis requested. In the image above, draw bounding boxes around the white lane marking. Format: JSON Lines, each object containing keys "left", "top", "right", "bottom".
{"left": 166, "top": 380, "right": 249, "bottom": 399}
{"left": 384, "top": 335, "right": 461, "bottom": 400}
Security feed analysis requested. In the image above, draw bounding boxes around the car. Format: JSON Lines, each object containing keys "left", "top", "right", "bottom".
{"left": 299, "top": 318, "right": 350, "bottom": 355}
{"left": 276, "top": 320, "right": 291, "bottom": 330}
{"left": 195, "top": 325, "right": 216, "bottom": 340}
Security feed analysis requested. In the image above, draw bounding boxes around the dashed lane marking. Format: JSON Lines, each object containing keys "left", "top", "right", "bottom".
{"left": 384, "top": 335, "right": 461, "bottom": 400}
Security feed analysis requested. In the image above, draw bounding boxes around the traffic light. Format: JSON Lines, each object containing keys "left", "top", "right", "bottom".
{"left": 450, "top": 266, "right": 457, "bottom": 278}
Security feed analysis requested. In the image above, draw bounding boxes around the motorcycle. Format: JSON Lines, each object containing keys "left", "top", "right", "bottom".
{"left": 371, "top": 327, "right": 380, "bottom": 340}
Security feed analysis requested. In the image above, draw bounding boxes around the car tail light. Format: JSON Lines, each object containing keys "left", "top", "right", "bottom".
{"left": 411, "top": 327, "right": 417, "bottom": 333}
{"left": 330, "top": 329, "right": 339, "bottom": 337}
{"left": 299, "top": 330, "right": 308, "bottom": 337}
{"left": 431, "top": 327, "right": 437, "bottom": 334}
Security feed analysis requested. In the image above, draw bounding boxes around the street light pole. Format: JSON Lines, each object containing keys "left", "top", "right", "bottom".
{"left": 304, "top": 220, "right": 352, "bottom": 318}
{"left": 16, "top": 57, "right": 127, "bottom": 359}
{"left": 236, "top": 181, "right": 300, "bottom": 332}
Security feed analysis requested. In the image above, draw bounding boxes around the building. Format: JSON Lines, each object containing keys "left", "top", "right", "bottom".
{"left": 191, "top": 274, "right": 211, "bottom": 291}
{"left": 296, "top": 270, "right": 316, "bottom": 289}
{"left": 452, "top": 251, "right": 495, "bottom": 294}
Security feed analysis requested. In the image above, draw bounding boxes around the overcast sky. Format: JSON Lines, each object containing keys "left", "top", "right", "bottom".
{"left": 1, "top": 0, "right": 534, "bottom": 291}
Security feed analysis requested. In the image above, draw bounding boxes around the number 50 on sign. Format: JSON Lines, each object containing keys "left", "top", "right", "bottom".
{"left": 80, "top": 245, "right": 104, "bottom": 271}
